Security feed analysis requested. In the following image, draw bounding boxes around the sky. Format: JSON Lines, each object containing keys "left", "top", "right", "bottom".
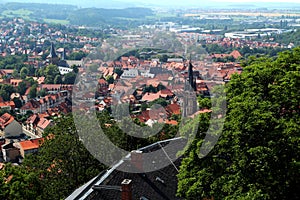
{"left": 2, "top": 0, "right": 300, "bottom": 8}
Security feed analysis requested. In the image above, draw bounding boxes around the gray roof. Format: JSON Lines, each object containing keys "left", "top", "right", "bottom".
{"left": 66, "top": 137, "right": 187, "bottom": 200}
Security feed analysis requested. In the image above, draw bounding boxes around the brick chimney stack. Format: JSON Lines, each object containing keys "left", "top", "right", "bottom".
{"left": 131, "top": 150, "right": 143, "bottom": 171}
{"left": 121, "top": 179, "right": 132, "bottom": 200}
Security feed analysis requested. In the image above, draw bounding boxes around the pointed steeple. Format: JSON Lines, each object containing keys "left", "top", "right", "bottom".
{"left": 188, "top": 55, "right": 195, "bottom": 91}
{"left": 48, "top": 42, "right": 58, "bottom": 58}
{"left": 62, "top": 48, "right": 66, "bottom": 60}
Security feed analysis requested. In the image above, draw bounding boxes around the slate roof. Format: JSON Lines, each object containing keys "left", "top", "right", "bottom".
{"left": 67, "top": 137, "right": 187, "bottom": 200}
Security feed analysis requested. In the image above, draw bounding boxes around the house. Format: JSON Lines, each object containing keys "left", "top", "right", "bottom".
{"left": 0, "top": 101, "right": 15, "bottom": 110}
{"left": 120, "top": 69, "right": 139, "bottom": 79}
{"left": 165, "top": 103, "right": 181, "bottom": 116}
{"left": 36, "top": 118, "right": 52, "bottom": 136}
{"left": 20, "top": 99, "right": 40, "bottom": 115}
{"left": 17, "top": 138, "right": 44, "bottom": 158}
{"left": 1, "top": 143, "right": 20, "bottom": 162}
{"left": 0, "top": 113, "right": 22, "bottom": 138}
{"left": 24, "top": 114, "right": 39, "bottom": 134}
{"left": 141, "top": 92, "right": 161, "bottom": 102}
{"left": 66, "top": 137, "right": 186, "bottom": 200}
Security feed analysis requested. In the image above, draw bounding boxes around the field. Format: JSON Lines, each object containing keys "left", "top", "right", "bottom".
{"left": 2, "top": 9, "right": 33, "bottom": 19}
{"left": 185, "top": 12, "right": 300, "bottom": 17}
{"left": 43, "top": 18, "right": 70, "bottom": 25}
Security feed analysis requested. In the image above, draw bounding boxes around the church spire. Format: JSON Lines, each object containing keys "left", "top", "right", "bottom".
{"left": 49, "top": 42, "right": 58, "bottom": 58}
{"left": 188, "top": 56, "right": 196, "bottom": 91}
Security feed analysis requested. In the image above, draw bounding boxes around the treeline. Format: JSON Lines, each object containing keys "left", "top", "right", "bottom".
{"left": 68, "top": 7, "right": 154, "bottom": 26}
{"left": 273, "top": 29, "right": 300, "bottom": 46}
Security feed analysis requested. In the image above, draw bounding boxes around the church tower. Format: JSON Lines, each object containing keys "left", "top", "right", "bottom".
{"left": 188, "top": 60, "right": 196, "bottom": 91}
{"left": 47, "top": 42, "right": 59, "bottom": 65}
{"left": 182, "top": 60, "right": 198, "bottom": 117}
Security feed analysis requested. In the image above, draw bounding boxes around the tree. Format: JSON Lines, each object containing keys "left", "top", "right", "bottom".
{"left": 54, "top": 75, "right": 62, "bottom": 84}
{"left": 113, "top": 68, "right": 123, "bottom": 77}
{"left": 17, "top": 81, "right": 27, "bottom": 95}
{"left": 177, "top": 48, "right": 300, "bottom": 199}
{"left": 70, "top": 65, "right": 79, "bottom": 74}
{"left": 29, "top": 85, "right": 37, "bottom": 98}
{"left": 106, "top": 75, "right": 114, "bottom": 84}
{"left": 0, "top": 84, "right": 16, "bottom": 101}
{"left": 0, "top": 163, "right": 42, "bottom": 200}
{"left": 13, "top": 97, "right": 23, "bottom": 108}
{"left": 23, "top": 114, "right": 105, "bottom": 200}
{"left": 37, "top": 88, "right": 47, "bottom": 97}
{"left": 63, "top": 72, "right": 77, "bottom": 84}
{"left": 44, "top": 64, "right": 60, "bottom": 84}
{"left": 20, "top": 67, "right": 29, "bottom": 79}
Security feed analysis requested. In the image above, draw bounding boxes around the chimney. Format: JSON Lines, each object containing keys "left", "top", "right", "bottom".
{"left": 131, "top": 150, "right": 143, "bottom": 172}
{"left": 121, "top": 179, "right": 132, "bottom": 200}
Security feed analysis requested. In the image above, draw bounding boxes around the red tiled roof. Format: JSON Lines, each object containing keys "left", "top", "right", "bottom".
{"left": 0, "top": 113, "right": 15, "bottom": 128}
{"left": 166, "top": 103, "right": 181, "bottom": 115}
{"left": 37, "top": 118, "right": 51, "bottom": 130}
{"left": 230, "top": 50, "right": 242, "bottom": 59}
{"left": 165, "top": 119, "right": 178, "bottom": 126}
{"left": 21, "top": 100, "right": 40, "bottom": 111}
{"left": 19, "top": 138, "right": 44, "bottom": 151}
{"left": 141, "top": 93, "right": 161, "bottom": 102}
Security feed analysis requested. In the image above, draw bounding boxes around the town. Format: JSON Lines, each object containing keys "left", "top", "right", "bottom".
{"left": 0, "top": 2, "right": 299, "bottom": 200}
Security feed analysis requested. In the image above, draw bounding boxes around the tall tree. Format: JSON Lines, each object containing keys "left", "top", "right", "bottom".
{"left": 23, "top": 114, "right": 105, "bottom": 200}
{"left": 177, "top": 48, "right": 300, "bottom": 199}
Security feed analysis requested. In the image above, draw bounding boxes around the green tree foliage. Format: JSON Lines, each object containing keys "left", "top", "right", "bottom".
{"left": 0, "top": 84, "right": 16, "bottom": 101}
{"left": 37, "top": 88, "right": 47, "bottom": 97}
{"left": 177, "top": 48, "right": 300, "bottom": 199}
{"left": 68, "top": 51, "right": 87, "bottom": 60}
{"left": 105, "top": 75, "right": 114, "bottom": 84}
{"left": 20, "top": 67, "right": 29, "bottom": 79}
{"left": 43, "top": 64, "right": 61, "bottom": 84}
{"left": 13, "top": 97, "right": 23, "bottom": 108}
{"left": 113, "top": 68, "right": 123, "bottom": 77}
{"left": 54, "top": 75, "right": 62, "bottom": 84}
{"left": 149, "top": 98, "right": 168, "bottom": 107}
{"left": 17, "top": 81, "right": 27, "bottom": 95}
{"left": 63, "top": 72, "right": 77, "bottom": 84}
{"left": 29, "top": 85, "right": 37, "bottom": 98}
{"left": 23, "top": 115, "right": 105, "bottom": 200}
{"left": 0, "top": 163, "right": 42, "bottom": 200}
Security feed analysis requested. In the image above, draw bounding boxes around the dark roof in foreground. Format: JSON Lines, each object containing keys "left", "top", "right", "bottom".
{"left": 67, "top": 137, "right": 187, "bottom": 200}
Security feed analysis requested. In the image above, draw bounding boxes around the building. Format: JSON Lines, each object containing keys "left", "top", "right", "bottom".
{"left": 1, "top": 143, "right": 20, "bottom": 162}
{"left": 47, "top": 42, "right": 59, "bottom": 65}
{"left": 67, "top": 138, "right": 187, "bottom": 200}
{"left": 36, "top": 118, "right": 52, "bottom": 136}
{"left": 0, "top": 113, "right": 22, "bottom": 138}
{"left": 17, "top": 138, "right": 44, "bottom": 158}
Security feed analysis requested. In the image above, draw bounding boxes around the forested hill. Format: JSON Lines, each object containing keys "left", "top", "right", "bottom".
{"left": 68, "top": 7, "right": 154, "bottom": 26}
{"left": 0, "top": 3, "right": 154, "bottom": 27}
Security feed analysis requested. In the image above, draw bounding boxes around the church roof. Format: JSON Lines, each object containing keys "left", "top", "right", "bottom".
{"left": 48, "top": 42, "right": 58, "bottom": 58}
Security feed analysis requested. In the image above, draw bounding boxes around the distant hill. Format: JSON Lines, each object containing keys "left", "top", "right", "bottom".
{"left": 0, "top": 3, "right": 154, "bottom": 27}
{"left": 68, "top": 7, "right": 154, "bottom": 26}
{"left": 2, "top": 0, "right": 138, "bottom": 9}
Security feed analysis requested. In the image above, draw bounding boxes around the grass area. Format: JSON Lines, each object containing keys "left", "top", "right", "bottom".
{"left": 185, "top": 12, "right": 300, "bottom": 17}
{"left": 43, "top": 18, "right": 70, "bottom": 25}
{"left": 2, "top": 9, "right": 32, "bottom": 18}
{"left": 146, "top": 12, "right": 177, "bottom": 19}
